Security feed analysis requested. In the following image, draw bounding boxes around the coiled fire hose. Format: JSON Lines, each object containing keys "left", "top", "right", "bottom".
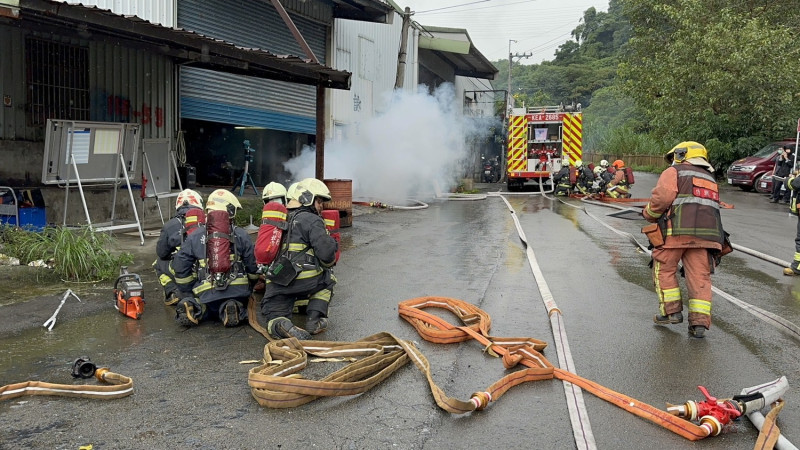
{"left": 0, "top": 366, "right": 133, "bottom": 402}
{"left": 247, "top": 295, "right": 785, "bottom": 444}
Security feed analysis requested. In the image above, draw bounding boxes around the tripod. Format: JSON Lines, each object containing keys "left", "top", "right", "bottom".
{"left": 233, "top": 140, "right": 259, "bottom": 196}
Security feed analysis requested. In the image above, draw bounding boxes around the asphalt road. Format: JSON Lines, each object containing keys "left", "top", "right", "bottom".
{"left": 1, "top": 172, "right": 799, "bottom": 449}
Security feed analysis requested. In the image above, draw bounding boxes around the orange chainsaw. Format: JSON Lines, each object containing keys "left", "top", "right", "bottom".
{"left": 114, "top": 266, "right": 145, "bottom": 320}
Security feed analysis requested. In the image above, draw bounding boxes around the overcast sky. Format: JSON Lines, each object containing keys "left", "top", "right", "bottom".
{"left": 397, "top": 0, "right": 609, "bottom": 64}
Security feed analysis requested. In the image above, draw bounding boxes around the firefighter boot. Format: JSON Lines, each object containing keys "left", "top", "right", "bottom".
{"left": 688, "top": 325, "right": 707, "bottom": 338}
{"left": 306, "top": 310, "right": 328, "bottom": 335}
{"left": 269, "top": 317, "right": 312, "bottom": 340}
{"left": 220, "top": 299, "right": 246, "bottom": 327}
{"left": 783, "top": 254, "right": 800, "bottom": 276}
{"left": 176, "top": 298, "right": 204, "bottom": 327}
{"left": 653, "top": 312, "right": 683, "bottom": 325}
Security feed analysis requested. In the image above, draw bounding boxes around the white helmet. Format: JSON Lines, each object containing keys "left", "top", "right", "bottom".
{"left": 206, "top": 189, "right": 242, "bottom": 217}
{"left": 599, "top": 159, "right": 609, "bottom": 169}
{"left": 593, "top": 166, "right": 604, "bottom": 176}
{"left": 175, "top": 189, "right": 203, "bottom": 210}
{"left": 262, "top": 182, "right": 287, "bottom": 203}
{"left": 288, "top": 178, "right": 332, "bottom": 207}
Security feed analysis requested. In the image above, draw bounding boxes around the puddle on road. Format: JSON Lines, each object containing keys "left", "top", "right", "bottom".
{"left": 0, "top": 302, "right": 174, "bottom": 384}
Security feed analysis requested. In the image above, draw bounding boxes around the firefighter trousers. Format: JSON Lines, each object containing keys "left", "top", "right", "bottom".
{"left": 261, "top": 271, "right": 335, "bottom": 325}
{"left": 652, "top": 247, "right": 713, "bottom": 329}
{"left": 153, "top": 258, "right": 179, "bottom": 298}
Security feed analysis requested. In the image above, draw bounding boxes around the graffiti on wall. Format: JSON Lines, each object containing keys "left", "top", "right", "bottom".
{"left": 94, "top": 91, "right": 164, "bottom": 127}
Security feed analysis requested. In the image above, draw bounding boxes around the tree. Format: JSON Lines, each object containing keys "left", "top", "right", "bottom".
{"left": 619, "top": 0, "right": 800, "bottom": 146}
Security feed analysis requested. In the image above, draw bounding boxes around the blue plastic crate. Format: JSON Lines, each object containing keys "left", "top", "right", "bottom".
{"left": 0, "top": 207, "right": 47, "bottom": 230}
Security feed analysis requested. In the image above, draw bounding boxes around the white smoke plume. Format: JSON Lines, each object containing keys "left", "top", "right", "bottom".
{"left": 283, "top": 83, "right": 495, "bottom": 203}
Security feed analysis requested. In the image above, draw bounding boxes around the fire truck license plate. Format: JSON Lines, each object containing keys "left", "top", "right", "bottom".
{"left": 727, "top": 178, "right": 732, "bottom": 184}
{"left": 761, "top": 181, "right": 767, "bottom": 189}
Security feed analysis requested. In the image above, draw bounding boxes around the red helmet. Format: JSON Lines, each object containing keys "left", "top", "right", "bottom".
{"left": 612, "top": 159, "right": 625, "bottom": 169}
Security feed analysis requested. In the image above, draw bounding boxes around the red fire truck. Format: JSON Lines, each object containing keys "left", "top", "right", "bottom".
{"left": 505, "top": 105, "right": 583, "bottom": 191}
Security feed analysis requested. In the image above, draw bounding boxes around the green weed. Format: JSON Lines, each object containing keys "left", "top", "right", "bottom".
{"left": 0, "top": 225, "right": 133, "bottom": 282}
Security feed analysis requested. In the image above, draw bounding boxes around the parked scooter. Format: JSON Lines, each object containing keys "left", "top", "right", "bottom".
{"left": 482, "top": 156, "right": 500, "bottom": 183}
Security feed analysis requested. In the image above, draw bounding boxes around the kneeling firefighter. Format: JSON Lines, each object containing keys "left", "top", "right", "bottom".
{"left": 606, "top": 159, "right": 633, "bottom": 198}
{"left": 552, "top": 164, "right": 573, "bottom": 196}
{"left": 153, "top": 189, "right": 205, "bottom": 305}
{"left": 573, "top": 159, "right": 594, "bottom": 195}
{"left": 642, "top": 142, "right": 731, "bottom": 338}
{"left": 262, "top": 178, "right": 339, "bottom": 340}
{"left": 171, "top": 189, "right": 258, "bottom": 327}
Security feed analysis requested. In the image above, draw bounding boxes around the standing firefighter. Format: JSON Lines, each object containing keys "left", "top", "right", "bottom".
{"left": 171, "top": 189, "right": 258, "bottom": 327}
{"left": 782, "top": 170, "right": 800, "bottom": 275}
{"left": 153, "top": 189, "right": 205, "bottom": 305}
{"left": 262, "top": 178, "right": 338, "bottom": 340}
{"left": 642, "top": 142, "right": 730, "bottom": 338}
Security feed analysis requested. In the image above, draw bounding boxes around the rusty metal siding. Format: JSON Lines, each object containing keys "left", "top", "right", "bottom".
{"left": 282, "top": 0, "right": 333, "bottom": 24}
{"left": 0, "top": 24, "right": 174, "bottom": 142}
{"left": 90, "top": 40, "right": 175, "bottom": 140}
{"left": 0, "top": 26, "right": 29, "bottom": 140}
{"left": 53, "top": 0, "right": 176, "bottom": 27}
{"left": 178, "top": 0, "right": 328, "bottom": 133}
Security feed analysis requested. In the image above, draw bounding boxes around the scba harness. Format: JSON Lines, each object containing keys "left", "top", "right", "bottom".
{"left": 199, "top": 210, "right": 247, "bottom": 293}
{"left": 255, "top": 201, "right": 288, "bottom": 265}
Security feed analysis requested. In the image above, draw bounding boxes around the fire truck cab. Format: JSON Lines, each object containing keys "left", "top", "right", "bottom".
{"left": 505, "top": 105, "right": 583, "bottom": 191}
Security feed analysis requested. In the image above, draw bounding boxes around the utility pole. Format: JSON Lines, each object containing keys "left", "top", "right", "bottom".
{"left": 507, "top": 39, "right": 532, "bottom": 114}
{"left": 503, "top": 40, "right": 531, "bottom": 183}
{"left": 395, "top": 7, "right": 412, "bottom": 89}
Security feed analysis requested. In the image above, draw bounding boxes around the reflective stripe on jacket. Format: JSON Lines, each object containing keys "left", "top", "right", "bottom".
{"left": 171, "top": 224, "right": 258, "bottom": 302}
{"left": 644, "top": 163, "right": 724, "bottom": 248}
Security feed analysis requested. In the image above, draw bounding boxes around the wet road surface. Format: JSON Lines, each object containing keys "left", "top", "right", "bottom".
{"left": 1, "top": 173, "right": 799, "bottom": 449}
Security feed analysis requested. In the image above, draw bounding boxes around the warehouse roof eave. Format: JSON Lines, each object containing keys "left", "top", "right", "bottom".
{"left": 416, "top": 25, "right": 498, "bottom": 80}
{"left": 5, "top": 0, "right": 352, "bottom": 89}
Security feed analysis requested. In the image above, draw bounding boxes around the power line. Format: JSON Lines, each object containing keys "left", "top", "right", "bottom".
{"left": 416, "top": 0, "right": 493, "bottom": 14}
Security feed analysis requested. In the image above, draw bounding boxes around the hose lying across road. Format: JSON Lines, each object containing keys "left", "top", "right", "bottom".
{"left": 564, "top": 196, "right": 800, "bottom": 342}
{"left": 0, "top": 369, "right": 133, "bottom": 402}
{"left": 246, "top": 295, "right": 788, "bottom": 445}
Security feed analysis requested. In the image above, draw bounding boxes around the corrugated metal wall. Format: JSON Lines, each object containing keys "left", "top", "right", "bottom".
{"left": 178, "top": 0, "right": 329, "bottom": 134}
{"left": 90, "top": 40, "right": 175, "bottom": 140}
{"left": 55, "top": 0, "right": 176, "bottom": 27}
{"left": 329, "top": 13, "right": 418, "bottom": 140}
{"left": 0, "top": 26, "right": 28, "bottom": 140}
{"left": 0, "top": 25, "right": 174, "bottom": 142}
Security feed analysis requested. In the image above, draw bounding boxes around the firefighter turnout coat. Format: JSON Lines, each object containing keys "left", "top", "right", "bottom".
{"left": 262, "top": 205, "right": 338, "bottom": 319}
{"left": 153, "top": 204, "right": 202, "bottom": 296}
{"left": 171, "top": 224, "right": 259, "bottom": 304}
{"left": 642, "top": 162, "right": 724, "bottom": 329}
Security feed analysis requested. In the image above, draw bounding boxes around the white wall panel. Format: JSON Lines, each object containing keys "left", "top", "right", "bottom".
{"left": 329, "top": 11, "right": 418, "bottom": 141}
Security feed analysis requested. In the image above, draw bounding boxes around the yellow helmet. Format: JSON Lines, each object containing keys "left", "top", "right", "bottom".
{"left": 668, "top": 141, "right": 707, "bottom": 163}
{"left": 206, "top": 189, "right": 242, "bottom": 216}
{"left": 262, "top": 181, "right": 287, "bottom": 203}
{"left": 175, "top": 189, "right": 203, "bottom": 210}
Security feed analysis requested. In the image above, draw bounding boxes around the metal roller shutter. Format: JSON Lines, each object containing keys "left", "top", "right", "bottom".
{"left": 178, "top": 0, "right": 327, "bottom": 134}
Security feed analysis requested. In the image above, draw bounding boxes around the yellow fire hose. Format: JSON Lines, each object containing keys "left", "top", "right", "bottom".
{"left": 0, "top": 368, "right": 133, "bottom": 401}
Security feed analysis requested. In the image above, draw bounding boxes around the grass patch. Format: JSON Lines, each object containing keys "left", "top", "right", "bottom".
{"left": 234, "top": 198, "right": 264, "bottom": 228}
{"left": 0, "top": 225, "right": 133, "bottom": 282}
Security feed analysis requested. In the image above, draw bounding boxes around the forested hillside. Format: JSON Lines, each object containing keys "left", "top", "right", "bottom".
{"left": 492, "top": 0, "right": 800, "bottom": 171}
